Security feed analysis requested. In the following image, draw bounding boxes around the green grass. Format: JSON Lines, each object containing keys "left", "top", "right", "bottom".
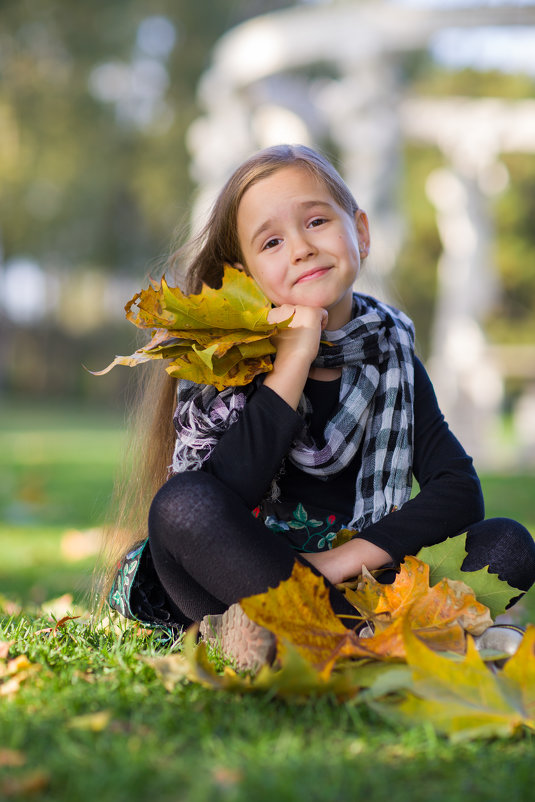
{"left": 1, "top": 613, "right": 535, "bottom": 802}
{"left": 1, "top": 403, "right": 535, "bottom": 801}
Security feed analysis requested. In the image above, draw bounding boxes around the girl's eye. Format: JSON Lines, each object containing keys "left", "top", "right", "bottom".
{"left": 309, "top": 217, "right": 327, "bottom": 228}
{"left": 263, "top": 238, "right": 281, "bottom": 250}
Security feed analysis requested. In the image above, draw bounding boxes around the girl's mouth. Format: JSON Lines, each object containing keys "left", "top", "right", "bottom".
{"left": 294, "top": 266, "right": 332, "bottom": 284}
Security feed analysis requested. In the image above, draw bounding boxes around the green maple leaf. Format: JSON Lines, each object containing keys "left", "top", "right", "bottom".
{"left": 417, "top": 534, "right": 518, "bottom": 619}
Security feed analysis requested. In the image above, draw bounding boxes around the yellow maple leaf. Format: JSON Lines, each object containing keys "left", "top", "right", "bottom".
{"left": 502, "top": 624, "right": 535, "bottom": 727}
{"left": 240, "top": 561, "right": 372, "bottom": 677}
{"left": 91, "top": 265, "right": 293, "bottom": 389}
{"left": 394, "top": 618, "right": 534, "bottom": 740}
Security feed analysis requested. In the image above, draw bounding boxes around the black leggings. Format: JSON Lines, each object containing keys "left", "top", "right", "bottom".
{"left": 147, "top": 471, "right": 535, "bottom": 628}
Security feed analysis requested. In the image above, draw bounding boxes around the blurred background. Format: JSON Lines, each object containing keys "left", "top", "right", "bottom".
{"left": 1, "top": 0, "right": 534, "bottom": 610}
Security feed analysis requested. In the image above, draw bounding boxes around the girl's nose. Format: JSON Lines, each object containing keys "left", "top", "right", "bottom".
{"left": 290, "top": 232, "right": 316, "bottom": 262}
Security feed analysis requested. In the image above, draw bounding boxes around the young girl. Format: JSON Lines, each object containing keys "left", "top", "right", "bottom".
{"left": 105, "top": 144, "right": 535, "bottom": 668}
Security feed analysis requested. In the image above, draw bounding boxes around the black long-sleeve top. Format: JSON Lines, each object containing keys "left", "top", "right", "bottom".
{"left": 202, "top": 357, "right": 485, "bottom": 564}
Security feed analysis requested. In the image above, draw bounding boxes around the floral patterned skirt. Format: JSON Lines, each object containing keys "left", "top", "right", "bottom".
{"left": 108, "top": 539, "right": 179, "bottom": 632}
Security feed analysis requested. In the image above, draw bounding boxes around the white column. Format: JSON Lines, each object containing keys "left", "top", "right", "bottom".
{"left": 426, "top": 160, "right": 505, "bottom": 463}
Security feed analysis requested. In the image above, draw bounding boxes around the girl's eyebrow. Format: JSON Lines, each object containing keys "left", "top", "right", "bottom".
{"left": 249, "top": 200, "right": 334, "bottom": 246}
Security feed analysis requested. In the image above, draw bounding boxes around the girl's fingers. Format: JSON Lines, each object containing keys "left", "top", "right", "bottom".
{"left": 267, "top": 304, "right": 295, "bottom": 325}
{"left": 289, "top": 307, "right": 328, "bottom": 334}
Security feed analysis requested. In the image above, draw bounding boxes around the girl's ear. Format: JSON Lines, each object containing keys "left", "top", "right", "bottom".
{"left": 355, "top": 210, "right": 370, "bottom": 259}
{"left": 234, "top": 261, "right": 250, "bottom": 275}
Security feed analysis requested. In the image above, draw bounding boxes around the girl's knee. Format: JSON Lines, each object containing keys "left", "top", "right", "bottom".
{"left": 150, "top": 470, "right": 223, "bottom": 517}
{"left": 464, "top": 517, "right": 535, "bottom": 592}
{"left": 469, "top": 517, "right": 533, "bottom": 547}
{"left": 148, "top": 470, "right": 243, "bottom": 543}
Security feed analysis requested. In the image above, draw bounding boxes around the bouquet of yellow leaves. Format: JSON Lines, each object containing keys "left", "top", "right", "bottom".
{"left": 92, "top": 265, "right": 292, "bottom": 390}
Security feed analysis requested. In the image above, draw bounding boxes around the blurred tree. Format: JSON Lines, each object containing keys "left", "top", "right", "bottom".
{"left": 392, "top": 64, "right": 535, "bottom": 355}
{"left": 0, "top": 0, "right": 294, "bottom": 275}
{"left": 491, "top": 152, "right": 535, "bottom": 344}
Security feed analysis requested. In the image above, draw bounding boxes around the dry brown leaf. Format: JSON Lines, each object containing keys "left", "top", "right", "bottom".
{"left": 35, "top": 615, "right": 81, "bottom": 637}
{"left": 145, "top": 654, "right": 191, "bottom": 692}
{"left": 0, "top": 750, "right": 26, "bottom": 768}
{"left": 0, "top": 770, "right": 49, "bottom": 797}
{"left": 212, "top": 767, "right": 244, "bottom": 789}
{"left": 0, "top": 641, "right": 13, "bottom": 660}
{"left": 343, "top": 556, "right": 492, "bottom": 658}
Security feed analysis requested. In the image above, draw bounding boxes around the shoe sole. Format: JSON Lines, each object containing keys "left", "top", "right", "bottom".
{"left": 200, "top": 603, "right": 276, "bottom": 671}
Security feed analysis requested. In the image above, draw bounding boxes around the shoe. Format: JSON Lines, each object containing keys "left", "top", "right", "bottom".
{"left": 473, "top": 624, "right": 525, "bottom": 668}
{"left": 199, "top": 603, "right": 276, "bottom": 671}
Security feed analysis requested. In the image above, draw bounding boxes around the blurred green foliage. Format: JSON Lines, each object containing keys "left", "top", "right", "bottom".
{"left": 0, "top": 0, "right": 294, "bottom": 272}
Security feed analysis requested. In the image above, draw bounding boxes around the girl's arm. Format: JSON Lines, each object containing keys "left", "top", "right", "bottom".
{"left": 300, "top": 357, "right": 484, "bottom": 584}
{"left": 262, "top": 304, "right": 328, "bottom": 410}
{"left": 302, "top": 539, "right": 392, "bottom": 586}
{"left": 340, "top": 358, "right": 484, "bottom": 568}
{"left": 202, "top": 304, "right": 327, "bottom": 508}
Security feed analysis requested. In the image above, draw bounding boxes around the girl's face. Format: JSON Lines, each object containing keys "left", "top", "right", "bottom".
{"left": 236, "top": 165, "right": 370, "bottom": 329}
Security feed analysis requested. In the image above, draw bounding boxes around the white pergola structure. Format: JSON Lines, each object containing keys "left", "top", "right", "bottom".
{"left": 187, "top": 0, "right": 535, "bottom": 465}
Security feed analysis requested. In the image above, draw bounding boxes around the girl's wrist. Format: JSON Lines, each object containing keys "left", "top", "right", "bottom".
{"left": 263, "top": 354, "right": 310, "bottom": 410}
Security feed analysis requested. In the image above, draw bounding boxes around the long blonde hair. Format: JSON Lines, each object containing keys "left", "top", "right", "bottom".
{"left": 96, "top": 144, "right": 359, "bottom": 607}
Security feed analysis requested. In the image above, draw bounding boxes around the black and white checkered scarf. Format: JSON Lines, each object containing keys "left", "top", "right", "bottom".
{"left": 172, "top": 294, "right": 415, "bottom": 533}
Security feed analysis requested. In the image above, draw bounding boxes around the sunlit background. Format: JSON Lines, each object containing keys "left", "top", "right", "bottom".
{"left": 1, "top": 0, "right": 535, "bottom": 603}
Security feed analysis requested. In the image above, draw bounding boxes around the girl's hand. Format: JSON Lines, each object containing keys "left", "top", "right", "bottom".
{"left": 264, "top": 304, "right": 327, "bottom": 409}
{"left": 268, "top": 304, "right": 328, "bottom": 363}
{"left": 301, "top": 539, "right": 393, "bottom": 585}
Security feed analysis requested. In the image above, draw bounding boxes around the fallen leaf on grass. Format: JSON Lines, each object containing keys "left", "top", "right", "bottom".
{"left": 0, "top": 655, "right": 41, "bottom": 698}
{"left": 0, "top": 770, "right": 50, "bottom": 798}
{"left": 0, "top": 598, "right": 22, "bottom": 616}
{"left": 212, "top": 766, "right": 244, "bottom": 789}
{"left": 0, "top": 750, "right": 26, "bottom": 768}
{"left": 388, "top": 620, "right": 535, "bottom": 741}
{"left": 146, "top": 553, "right": 535, "bottom": 743}
{"left": 67, "top": 710, "right": 112, "bottom": 732}
{"left": 1, "top": 655, "right": 32, "bottom": 676}
{"left": 145, "top": 628, "right": 360, "bottom": 700}
{"left": 502, "top": 624, "right": 535, "bottom": 721}
{"left": 160, "top": 625, "right": 407, "bottom": 702}
{"left": 0, "top": 641, "right": 13, "bottom": 659}
{"left": 417, "top": 534, "right": 517, "bottom": 618}
{"left": 144, "top": 653, "right": 192, "bottom": 692}
{"left": 34, "top": 615, "right": 81, "bottom": 636}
